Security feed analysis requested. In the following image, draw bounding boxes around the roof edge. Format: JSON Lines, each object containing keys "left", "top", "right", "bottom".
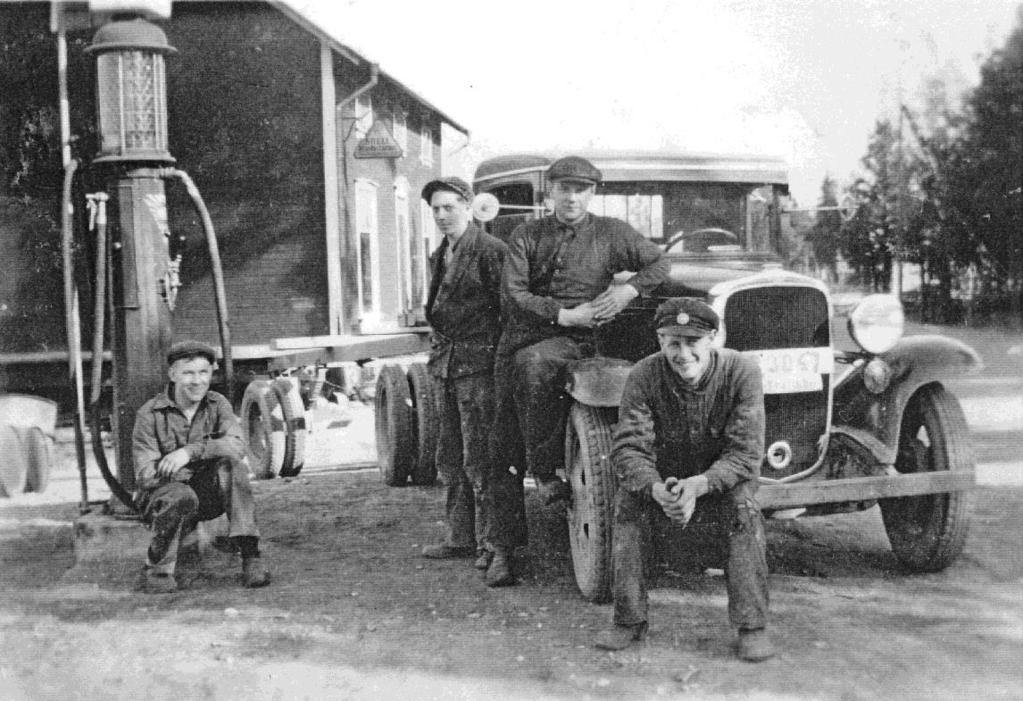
{"left": 271, "top": 1, "right": 469, "bottom": 135}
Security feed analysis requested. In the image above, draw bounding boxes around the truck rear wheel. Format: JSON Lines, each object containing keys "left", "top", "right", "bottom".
{"left": 272, "top": 377, "right": 307, "bottom": 478}
{"left": 565, "top": 403, "right": 617, "bottom": 603}
{"left": 880, "top": 384, "right": 973, "bottom": 571}
{"left": 407, "top": 363, "right": 439, "bottom": 486}
{"left": 241, "top": 380, "right": 285, "bottom": 479}
{"left": 375, "top": 365, "right": 414, "bottom": 486}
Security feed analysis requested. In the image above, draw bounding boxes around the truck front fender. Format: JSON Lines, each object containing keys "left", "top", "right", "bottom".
{"left": 565, "top": 357, "right": 634, "bottom": 408}
{"left": 831, "top": 335, "right": 981, "bottom": 464}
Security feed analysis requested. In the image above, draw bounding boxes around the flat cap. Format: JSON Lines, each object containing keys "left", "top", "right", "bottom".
{"left": 167, "top": 340, "right": 217, "bottom": 366}
{"left": 547, "top": 155, "right": 601, "bottom": 185}
{"left": 422, "top": 176, "right": 474, "bottom": 203}
{"left": 654, "top": 297, "right": 719, "bottom": 337}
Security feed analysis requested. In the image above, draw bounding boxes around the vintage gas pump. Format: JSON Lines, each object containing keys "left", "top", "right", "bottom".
{"left": 55, "top": 1, "right": 233, "bottom": 509}
{"left": 85, "top": 11, "right": 176, "bottom": 496}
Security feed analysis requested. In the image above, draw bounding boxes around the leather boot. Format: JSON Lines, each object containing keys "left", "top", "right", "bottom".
{"left": 485, "top": 548, "right": 517, "bottom": 587}
{"left": 594, "top": 622, "right": 648, "bottom": 650}
{"left": 242, "top": 556, "right": 270, "bottom": 588}
{"left": 737, "top": 628, "right": 775, "bottom": 662}
{"left": 141, "top": 568, "right": 178, "bottom": 594}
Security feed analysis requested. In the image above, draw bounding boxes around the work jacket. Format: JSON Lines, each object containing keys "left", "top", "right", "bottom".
{"left": 425, "top": 223, "right": 507, "bottom": 380}
{"left": 612, "top": 349, "right": 765, "bottom": 496}
{"left": 498, "top": 213, "right": 670, "bottom": 355}
{"left": 132, "top": 387, "right": 244, "bottom": 493}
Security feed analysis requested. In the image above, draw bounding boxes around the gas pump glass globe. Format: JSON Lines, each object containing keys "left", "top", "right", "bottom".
{"left": 88, "top": 19, "right": 176, "bottom": 163}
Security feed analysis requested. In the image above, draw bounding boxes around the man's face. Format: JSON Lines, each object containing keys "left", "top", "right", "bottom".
{"left": 430, "top": 190, "right": 471, "bottom": 238}
{"left": 169, "top": 356, "right": 213, "bottom": 405}
{"left": 550, "top": 179, "right": 594, "bottom": 224}
{"left": 658, "top": 330, "right": 715, "bottom": 384}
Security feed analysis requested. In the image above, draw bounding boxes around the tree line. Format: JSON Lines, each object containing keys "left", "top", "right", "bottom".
{"left": 804, "top": 8, "right": 1023, "bottom": 326}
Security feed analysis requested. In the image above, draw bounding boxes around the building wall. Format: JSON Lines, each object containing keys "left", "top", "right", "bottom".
{"left": 164, "top": 2, "right": 330, "bottom": 347}
{"left": 333, "top": 67, "right": 446, "bottom": 334}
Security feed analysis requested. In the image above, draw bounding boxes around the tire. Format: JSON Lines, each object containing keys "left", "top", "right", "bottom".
{"left": 375, "top": 364, "right": 414, "bottom": 486}
{"left": 240, "top": 380, "right": 286, "bottom": 479}
{"left": 565, "top": 403, "right": 618, "bottom": 602}
{"left": 24, "top": 426, "right": 53, "bottom": 494}
{"left": 880, "top": 384, "right": 973, "bottom": 572}
{"left": 0, "top": 424, "right": 28, "bottom": 497}
{"left": 407, "top": 363, "right": 439, "bottom": 486}
{"left": 272, "top": 377, "right": 307, "bottom": 478}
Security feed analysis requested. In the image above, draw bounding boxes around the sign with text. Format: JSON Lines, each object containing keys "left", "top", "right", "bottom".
{"left": 354, "top": 121, "right": 404, "bottom": 159}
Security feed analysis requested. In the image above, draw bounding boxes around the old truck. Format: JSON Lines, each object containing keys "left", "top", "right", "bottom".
{"left": 372, "top": 150, "right": 979, "bottom": 602}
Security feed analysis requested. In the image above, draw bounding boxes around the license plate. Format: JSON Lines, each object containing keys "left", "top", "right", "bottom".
{"left": 743, "top": 348, "right": 833, "bottom": 394}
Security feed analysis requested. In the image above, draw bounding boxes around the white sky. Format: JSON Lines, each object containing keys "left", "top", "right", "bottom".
{"left": 294, "top": 0, "right": 1019, "bottom": 204}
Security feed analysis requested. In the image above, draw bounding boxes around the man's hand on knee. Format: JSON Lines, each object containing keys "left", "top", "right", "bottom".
{"left": 157, "top": 448, "right": 192, "bottom": 479}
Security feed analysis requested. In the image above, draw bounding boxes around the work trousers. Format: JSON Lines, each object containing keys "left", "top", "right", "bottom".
{"left": 488, "top": 335, "right": 592, "bottom": 549}
{"left": 612, "top": 480, "right": 769, "bottom": 631}
{"left": 138, "top": 456, "right": 260, "bottom": 575}
{"left": 435, "top": 371, "right": 494, "bottom": 552}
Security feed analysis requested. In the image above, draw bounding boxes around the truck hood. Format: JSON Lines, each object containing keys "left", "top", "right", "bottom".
{"left": 656, "top": 253, "right": 786, "bottom": 298}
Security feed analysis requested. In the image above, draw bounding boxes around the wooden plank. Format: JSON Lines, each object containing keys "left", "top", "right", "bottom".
{"left": 264, "top": 333, "right": 432, "bottom": 370}
{"left": 270, "top": 331, "right": 429, "bottom": 351}
{"left": 759, "top": 471, "right": 975, "bottom": 510}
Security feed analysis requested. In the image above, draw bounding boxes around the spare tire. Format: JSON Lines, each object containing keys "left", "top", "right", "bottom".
{"left": 375, "top": 364, "right": 414, "bottom": 486}
{"left": 407, "top": 363, "right": 439, "bottom": 486}
{"left": 240, "top": 380, "right": 285, "bottom": 479}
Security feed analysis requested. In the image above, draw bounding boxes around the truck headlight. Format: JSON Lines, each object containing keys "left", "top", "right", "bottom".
{"left": 848, "top": 294, "right": 904, "bottom": 354}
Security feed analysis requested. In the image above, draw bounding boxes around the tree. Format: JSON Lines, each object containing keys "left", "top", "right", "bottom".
{"left": 956, "top": 7, "right": 1023, "bottom": 324}
{"left": 806, "top": 176, "right": 841, "bottom": 282}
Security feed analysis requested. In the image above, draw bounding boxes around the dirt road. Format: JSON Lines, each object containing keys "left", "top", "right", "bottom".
{"left": 2, "top": 466, "right": 1022, "bottom": 701}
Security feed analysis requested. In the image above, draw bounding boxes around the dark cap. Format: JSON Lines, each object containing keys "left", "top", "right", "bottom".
{"left": 654, "top": 298, "right": 719, "bottom": 337}
{"left": 167, "top": 340, "right": 217, "bottom": 366}
{"left": 547, "top": 156, "right": 601, "bottom": 185}
{"left": 422, "top": 177, "right": 474, "bottom": 203}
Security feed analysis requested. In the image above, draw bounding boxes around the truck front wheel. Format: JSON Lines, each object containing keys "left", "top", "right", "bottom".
{"left": 565, "top": 403, "right": 617, "bottom": 603}
{"left": 880, "top": 384, "right": 973, "bottom": 571}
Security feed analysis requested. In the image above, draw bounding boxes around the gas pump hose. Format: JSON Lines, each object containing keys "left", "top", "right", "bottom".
{"left": 61, "top": 162, "right": 135, "bottom": 510}
{"left": 165, "top": 169, "right": 234, "bottom": 402}
{"left": 60, "top": 159, "right": 91, "bottom": 513}
{"left": 85, "top": 194, "right": 135, "bottom": 509}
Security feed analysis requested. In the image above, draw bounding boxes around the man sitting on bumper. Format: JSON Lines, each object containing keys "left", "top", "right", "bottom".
{"left": 594, "top": 298, "right": 774, "bottom": 662}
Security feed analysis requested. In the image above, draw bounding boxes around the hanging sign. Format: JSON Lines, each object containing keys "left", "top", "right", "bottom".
{"left": 354, "top": 121, "right": 404, "bottom": 159}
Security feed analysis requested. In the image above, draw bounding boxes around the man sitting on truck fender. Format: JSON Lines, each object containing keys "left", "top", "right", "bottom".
{"left": 486, "top": 155, "right": 670, "bottom": 587}
{"left": 593, "top": 298, "right": 774, "bottom": 662}
{"left": 133, "top": 341, "right": 269, "bottom": 593}
{"left": 419, "top": 177, "right": 507, "bottom": 572}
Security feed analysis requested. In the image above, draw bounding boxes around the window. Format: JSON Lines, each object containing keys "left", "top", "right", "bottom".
{"left": 354, "top": 179, "right": 380, "bottom": 320}
{"left": 355, "top": 94, "right": 373, "bottom": 139}
{"left": 392, "top": 110, "right": 407, "bottom": 152}
{"left": 420, "top": 124, "right": 433, "bottom": 166}
{"left": 420, "top": 199, "right": 437, "bottom": 303}
{"left": 395, "top": 178, "right": 426, "bottom": 317}
{"left": 589, "top": 193, "right": 663, "bottom": 240}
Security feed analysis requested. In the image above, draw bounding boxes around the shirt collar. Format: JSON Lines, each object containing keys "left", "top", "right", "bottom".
{"left": 554, "top": 212, "right": 592, "bottom": 234}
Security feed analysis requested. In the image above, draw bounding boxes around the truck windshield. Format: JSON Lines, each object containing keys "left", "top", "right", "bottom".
{"left": 589, "top": 181, "right": 776, "bottom": 254}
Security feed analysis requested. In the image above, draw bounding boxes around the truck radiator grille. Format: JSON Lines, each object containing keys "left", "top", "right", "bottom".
{"left": 723, "top": 286, "right": 830, "bottom": 477}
